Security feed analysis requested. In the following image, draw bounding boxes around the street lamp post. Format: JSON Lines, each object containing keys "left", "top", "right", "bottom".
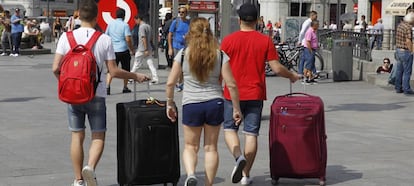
{"left": 336, "top": 0, "right": 341, "bottom": 31}
{"left": 173, "top": 0, "right": 178, "bottom": 17}
{"left": 47, "top": 0, "right": 50, "bottom": 23}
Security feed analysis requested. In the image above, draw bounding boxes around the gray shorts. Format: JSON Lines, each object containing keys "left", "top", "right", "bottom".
{"left": 67, "top": 97, "right": 107, "bottom": 132}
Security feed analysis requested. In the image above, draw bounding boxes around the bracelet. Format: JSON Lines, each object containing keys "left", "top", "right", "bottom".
{"left": 166, "top": 97, "right": 173, "bottom": 101}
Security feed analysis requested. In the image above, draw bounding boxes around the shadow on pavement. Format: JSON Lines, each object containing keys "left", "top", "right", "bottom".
{"left": 253, "top": 165, "right": 362, "bottom": 186}
{"left": 326, "top": 165, "right": 363, "bottom": 185}
{"left": 107, "top": 174, "right": 225, "bottom": 186}
{"left": 325, "top": 102, "right": 411, "bottom": 112}
{"left": 0, "top": 97, "right": 43, "bottom": 102}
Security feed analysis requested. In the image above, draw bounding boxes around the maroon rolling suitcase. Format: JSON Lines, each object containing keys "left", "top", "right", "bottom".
{"left": 269, "top": 87, "right": 327, "bottom": 186}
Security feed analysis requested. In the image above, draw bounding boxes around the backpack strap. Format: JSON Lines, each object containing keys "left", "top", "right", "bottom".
{"left": 85, "top": 31, "right": 103, "bottom": 86}
{"left": 66, "top": 31, "right": 77, "bottom": 49}
{"left": 220, "top": 50, "right": 223, "bottom": 69}
{"left": 85, "top": 31, "right": 102, "bottom": 50}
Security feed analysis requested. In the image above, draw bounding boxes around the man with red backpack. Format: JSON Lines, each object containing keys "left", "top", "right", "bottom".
{"left": 52, "top": 1, "right": 150, "bottom": 186}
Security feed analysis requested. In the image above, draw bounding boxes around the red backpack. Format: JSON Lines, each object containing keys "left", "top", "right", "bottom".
{"left": 58, "top": 31, "right": 102, "bottom": 104}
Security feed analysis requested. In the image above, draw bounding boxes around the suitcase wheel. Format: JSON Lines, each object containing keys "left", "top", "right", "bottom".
{"left": 319, "top": 177, "right": 326, "bottom": 186}
{"left": 271, "top": 178, "right": 279, "bottom": 185}
{"left": 163, "top": 183, "right": 178, "bottom": 186}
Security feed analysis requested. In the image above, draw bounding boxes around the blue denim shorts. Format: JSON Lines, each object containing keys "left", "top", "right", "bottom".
{"left": 182, "top": 98, "right": 224, "bottom": 127}
{"left": 67, "top": 97, "right": 107, "bottom": 132}
{"left": 223, "top": 100, "right": 263, "bottom": 136}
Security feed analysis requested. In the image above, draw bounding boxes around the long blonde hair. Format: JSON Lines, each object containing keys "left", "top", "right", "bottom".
{"left": 185, "top": 17, "right": 219, "bottom": 83}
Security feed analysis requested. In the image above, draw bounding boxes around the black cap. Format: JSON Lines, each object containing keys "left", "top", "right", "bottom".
{"left": 237, "top": 3, "right": 258, "bottom": 22}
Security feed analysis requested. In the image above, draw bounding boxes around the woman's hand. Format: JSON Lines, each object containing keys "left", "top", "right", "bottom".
{"left": 166, "top": 103, "right": 177, "bottom": 122}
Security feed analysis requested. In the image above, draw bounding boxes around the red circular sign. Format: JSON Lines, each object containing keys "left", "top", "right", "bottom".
{"left": 97, "top": 0, "right": 138, "bottom": 31}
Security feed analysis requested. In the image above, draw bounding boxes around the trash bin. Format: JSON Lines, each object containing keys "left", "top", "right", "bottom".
{"left": 332, "top": 40, "right": 353, "bottom": 81}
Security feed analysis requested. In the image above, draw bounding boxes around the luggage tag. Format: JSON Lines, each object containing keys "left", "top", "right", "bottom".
{"left": 133, "top": 80, "right": 165, "bottom": 106}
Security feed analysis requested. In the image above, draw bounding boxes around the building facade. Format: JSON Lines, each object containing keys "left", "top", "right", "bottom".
{"left": 258, "top": 0, "right": 356, "bottom": 28}
{"left": 1, "top": 0, "right": 79, "bottom": 17}
{"left": 358, "top": 0, "right": 413, "bottom": 30}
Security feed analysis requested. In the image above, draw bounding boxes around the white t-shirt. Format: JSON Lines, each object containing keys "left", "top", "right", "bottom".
{"left": 56, "top": 27, "right": 116, "bottom": 97}
{"left": 298, "top": 18, "right": 312, "bottom": 44}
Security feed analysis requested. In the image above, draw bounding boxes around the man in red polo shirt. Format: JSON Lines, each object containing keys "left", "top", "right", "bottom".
{"left": 221, "top": 3, "right": 300, "bottom": 185}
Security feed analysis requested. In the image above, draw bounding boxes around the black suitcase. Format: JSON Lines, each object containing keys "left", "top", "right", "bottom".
{"left": 116, "top": 82, "right": 180, "bottom": 186}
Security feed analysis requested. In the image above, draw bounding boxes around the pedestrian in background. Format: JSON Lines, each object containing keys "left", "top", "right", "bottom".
{"left": 394, "top": 12, "right": 414, "bottom": 95}
{"left": 168, "top": 6, "right": 190, "bottom": 92}
{"left": 162, "top": 12, "right": 173, "bottom": 68}
{"left": 53, "top": 17, "right": 63, "bottom": 42}
{"left": 10, "top": 8, "right": 24, "bottom": 57}
{"left": 302, "top": 20, "right": 320, "bottom": 84}
{"left": 297, "top": 11, "right": 317, "bottom": 76}
{"left": 373, "top": 18, "right": 384, "bottom": 50}
{"left": 105, "top": 8, "right": 135, "bottom": 95}
{"left": 52, "top": 1, "right": 150, "bottom": 185}
{"left": 376, "top": 57, "right": 393, "bottom": 74}
{"left": 166, "top": 17, "right": 242, "bottom": 186}
{"left": 329, "top": 20, "right": 337, "bottom": 30}
{"left": 220, "top": 3, "right": 300, "bottom": 185}
{"left": 71, "top": 10, "right": 82, "bottom": 30}
{"left": 256, "top": 16, "right": 265, "bottom": 33}
{"left": 359, "top": 15, "right": 367, "bottom": 33}
{"left": 39, "top": 19, "right": 51, "bottom": 43}
{"left": 266, "top": 20, "right": 273, "bottom": 37}
{"left": 130, "top": 14, "right": 159, "bottom": 85}
{"left": 22, "top": 19, "right": 42, "bottom": 49}
{"left": 0, "top": 10, "right": 11, "bottom": 56}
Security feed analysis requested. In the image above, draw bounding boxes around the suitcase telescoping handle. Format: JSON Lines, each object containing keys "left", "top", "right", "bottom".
{"left": 133, "top": 80, "right": 151, "bottom": 101}
{"left": 288, "top": 79, "right": 311, "bottom": 97}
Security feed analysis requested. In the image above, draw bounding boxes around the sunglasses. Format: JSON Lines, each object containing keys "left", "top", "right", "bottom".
{"left": 179, "top": 11, "right": 186, "bottom": 14}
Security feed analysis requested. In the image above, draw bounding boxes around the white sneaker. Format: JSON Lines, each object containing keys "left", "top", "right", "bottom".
{"left": 13, "top": 53, "right": 18, "bottom": 57}
{"left": 241, "top": 176, "right": 253, "bottom": 185}
{"left": 151, "top": 77, "right": 159, "bottom": 84}
{"left": 9, "top": 53, "right": 14, "bottom": 57}
{"left": 72, "top": 179, "right": 85, "bottom": 186}
{"left": 184, "top": 175, "right": 198, "bottom": 186}
{"left": 0, "top": 53, "right": 6, "bottom": 56}
{"left": 175, "top": 83, "right": 183, "bottom": 92}
{"left": 231, "top": 155, "right": 246, "bottom": 183}
{"left": 150, "top": 80, "right": 159, "bottom": 85}
{"left": 81, "top": 165, "right": 97, "bottom": 186}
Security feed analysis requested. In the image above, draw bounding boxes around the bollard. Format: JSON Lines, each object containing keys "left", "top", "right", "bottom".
{"left": 383, "top": 29, "right": 390, "bottom": 50}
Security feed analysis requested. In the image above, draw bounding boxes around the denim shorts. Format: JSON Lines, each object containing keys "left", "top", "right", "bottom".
{"left": 223, "top": 100, "right": 263, "bottom": 136}
{"left": 182, "top": 98, "right": 224, "bottom": 127}
{"left": 67, "top": 97, "right": 107, "bottom": 132}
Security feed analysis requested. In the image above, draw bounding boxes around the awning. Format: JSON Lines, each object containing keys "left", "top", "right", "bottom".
{"left": 385, "top": 0, "right": 413, "bottom": 16}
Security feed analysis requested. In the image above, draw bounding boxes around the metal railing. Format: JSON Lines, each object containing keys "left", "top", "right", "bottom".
{"left": 318, "top": 29, "right": 396, "bottom": 61}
